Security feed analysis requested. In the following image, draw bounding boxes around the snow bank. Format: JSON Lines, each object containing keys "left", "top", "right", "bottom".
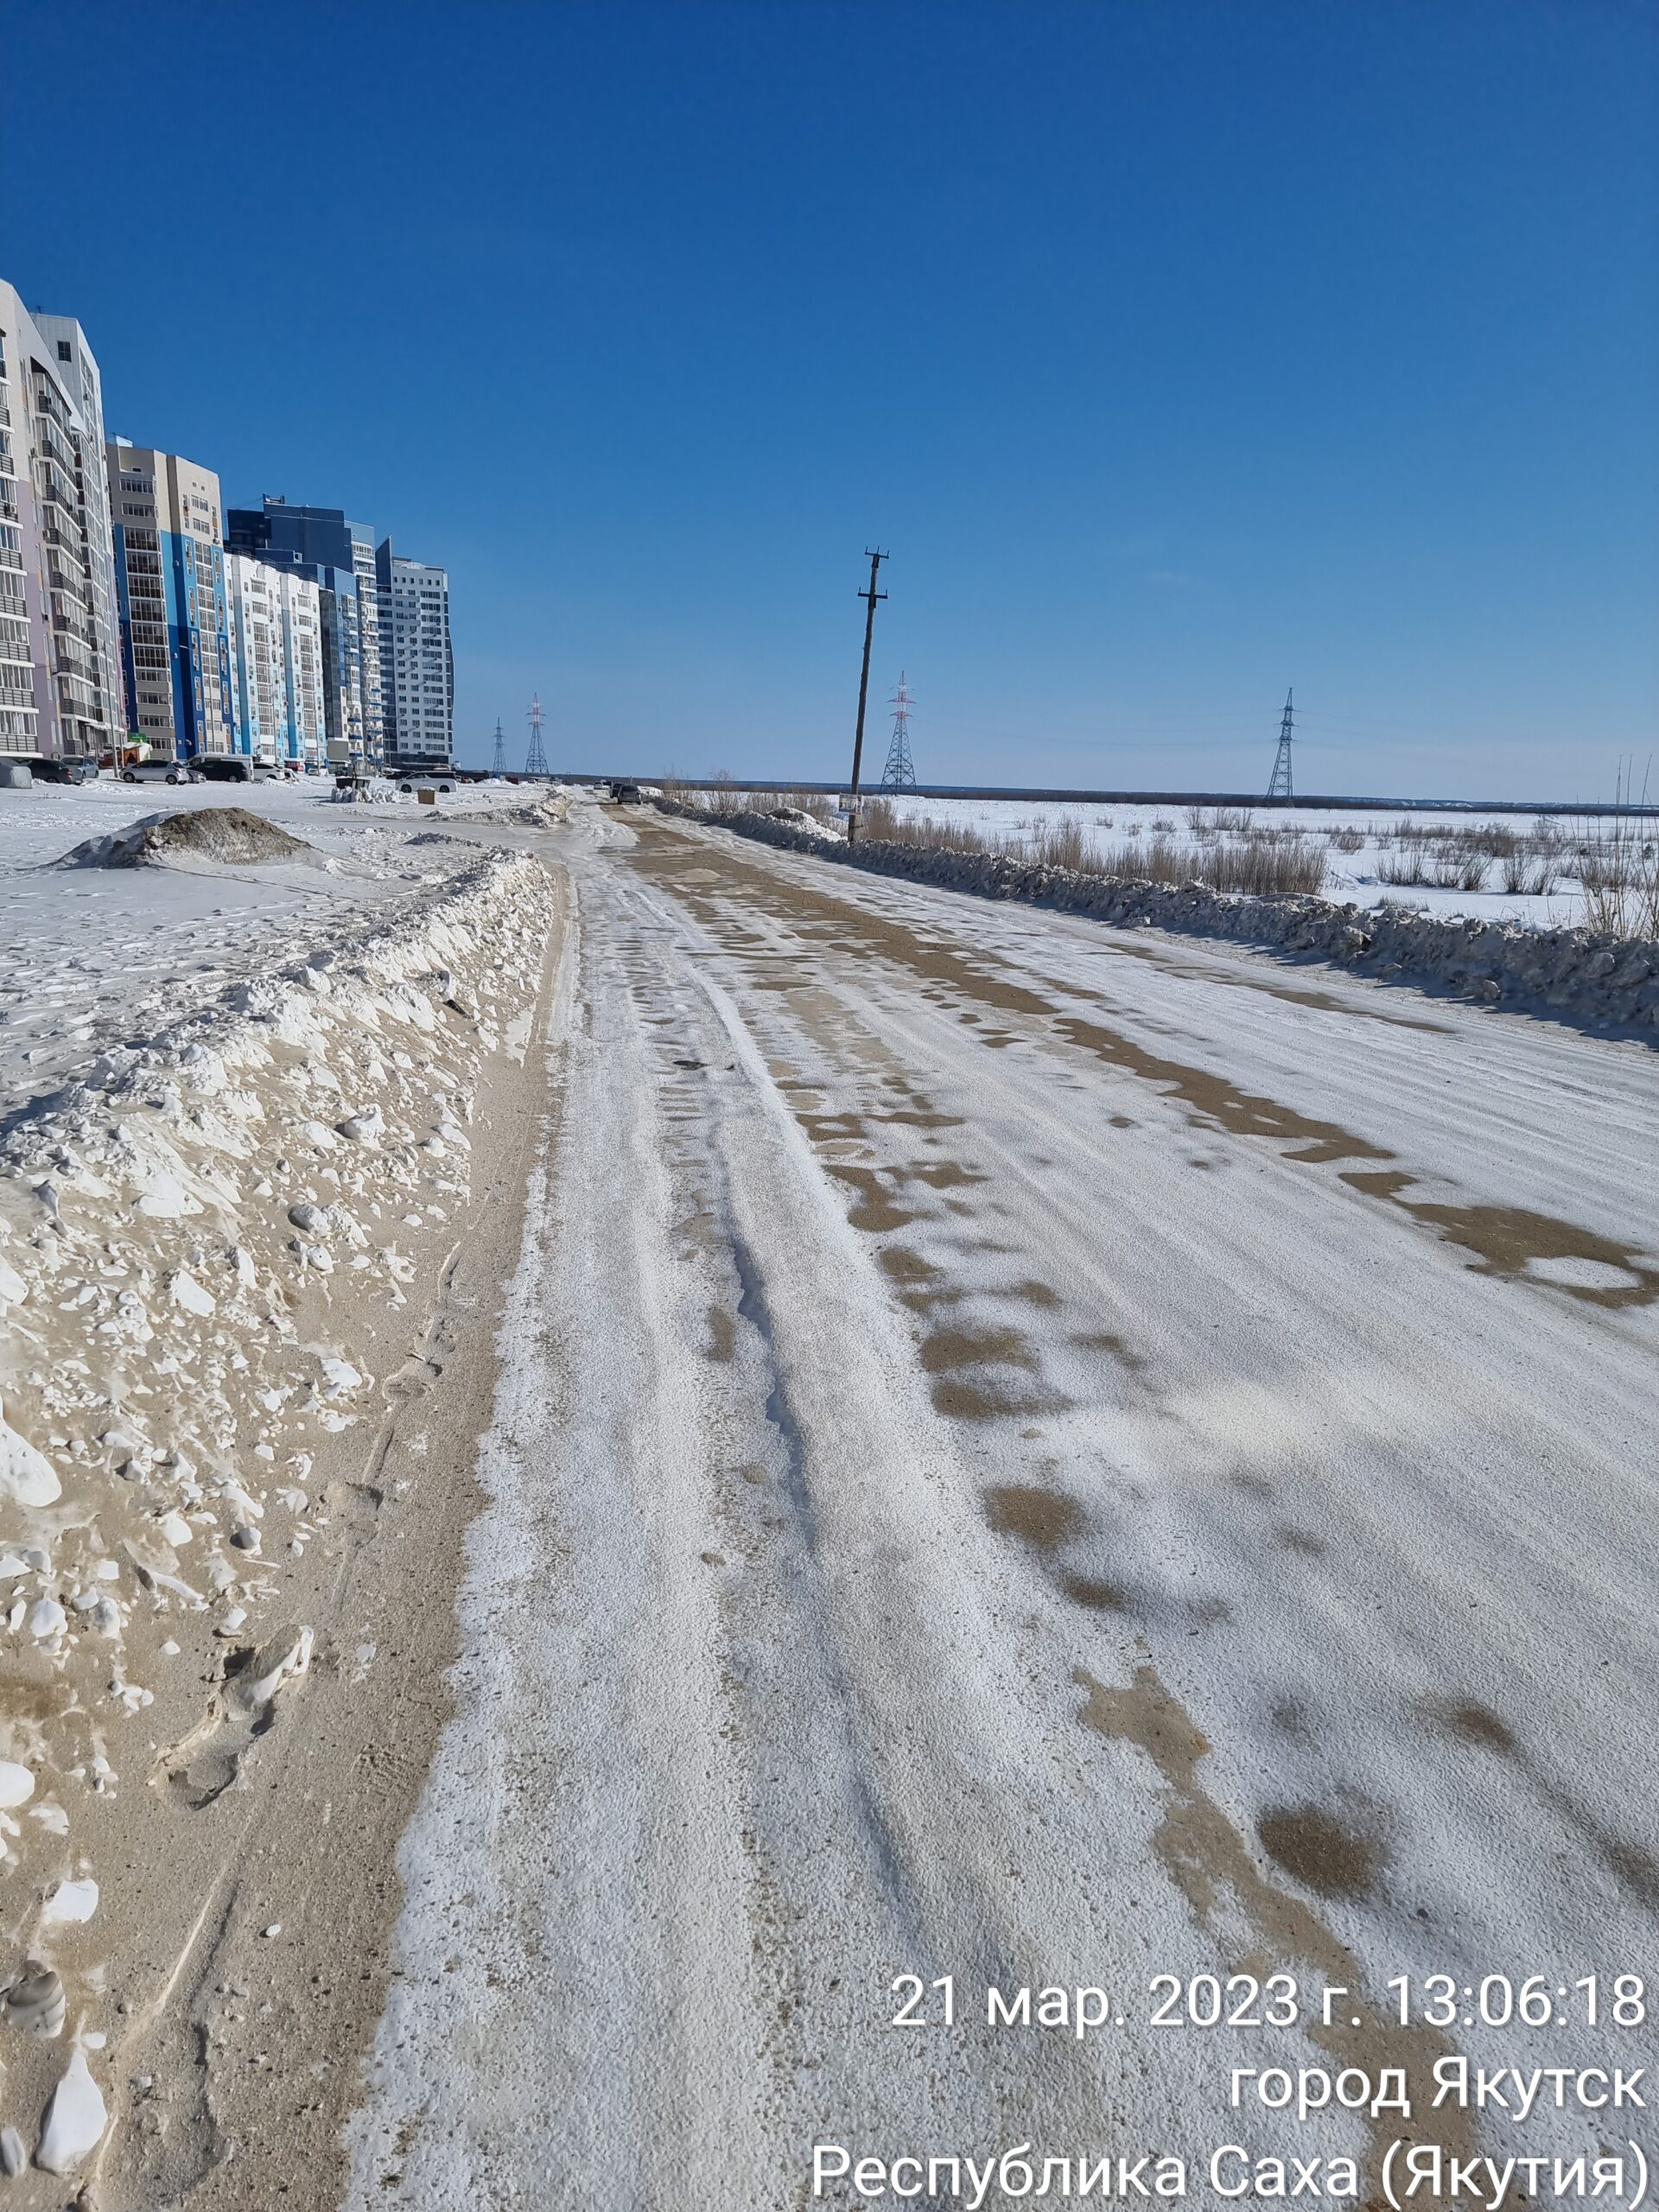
{"left": 0, "top": 844, "right": 550, "bottom": 2167}
{"left": 658, "top": 804, "right": 1659, "bottom": 1033}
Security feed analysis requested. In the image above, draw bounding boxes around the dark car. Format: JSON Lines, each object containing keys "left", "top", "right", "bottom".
{"left": 194, "top": 755, "right": 255, "bottom": 783}
{"left": 608, "top": 780, "right": 642, "bottom": 803}
{"left": 27, "top": 756, "right": 92, "bottom": 785}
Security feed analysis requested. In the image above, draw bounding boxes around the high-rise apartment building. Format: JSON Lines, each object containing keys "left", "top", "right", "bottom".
{"left": 105, "top": 442, "right": 232, "bottom": 760}
{"left": 376, "top": 539, "right": 452, "bottom": 772}
{"left": 0, "top": 283, "right": 123, "bottom": 762}
{"left": 226, "top": 499, "right": 381, "bottom": 767}
{"left": 348, "top": 523, "right": 384, "bottom": 763}
{"left": 225, "top": 551, "right": 323, "bottom": 766}
{"left": 275, "top": 568, "right": 325, "bottom": 766}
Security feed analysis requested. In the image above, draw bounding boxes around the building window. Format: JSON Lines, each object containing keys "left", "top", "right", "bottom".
{"left": 57, "top": 341, "right": 72, "bottom": 363}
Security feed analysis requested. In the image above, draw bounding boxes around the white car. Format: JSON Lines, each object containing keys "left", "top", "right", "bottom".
{"left": 121, "top": 760, "right": 200, "bottom": 785}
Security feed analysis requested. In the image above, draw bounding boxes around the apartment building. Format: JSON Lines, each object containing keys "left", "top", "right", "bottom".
{"left": 224, "top": 553, "right": 282, "bottom": 763}
{"left": 375, "top": 538, "right": 452, "bottom": 772}
{"left": 105, "top": 442, "right": 232, "bottom": 760}
{"left": 275, "top": 567, "right": 325, "bottom": 766}
{"left": 226, "top": 499, "right": 380, "bottom": 766}
{"left": 0, "top": 282, "right": 123, "bottom": 761}
{"left": 348, "top": 522, "right": 384, "bottom": 763}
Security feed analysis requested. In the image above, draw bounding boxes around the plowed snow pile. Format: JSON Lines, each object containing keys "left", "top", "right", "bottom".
{"left": 61, "top": 807, "right": 315, "bottom": 871}
{"left": 0, "top": 841, "right": 551, "bottom": 2184}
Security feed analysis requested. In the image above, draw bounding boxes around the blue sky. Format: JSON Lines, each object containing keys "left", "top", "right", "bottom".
{"left": 6, "top": 0, "right": 1655, "bottom": 796}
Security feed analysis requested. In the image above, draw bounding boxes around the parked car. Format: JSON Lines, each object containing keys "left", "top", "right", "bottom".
{"left": 20, "top": 755, "right": 92, "bottom": 785}
{"left": 122, "top": 760, "right": 200, "bottom": 785}
{"left": 194, "top": 756, "right": 254, "bottom": 783}
{"left": 397, "top": 774, "right": 456, "bottom": 795}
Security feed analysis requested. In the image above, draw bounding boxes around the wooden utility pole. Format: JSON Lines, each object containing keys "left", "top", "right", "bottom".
{"left": 845, "top": 549, "right": 887, "bottom": 842}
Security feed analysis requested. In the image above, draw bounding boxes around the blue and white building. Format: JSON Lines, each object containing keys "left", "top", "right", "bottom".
{"left": 226, "top": 498, "right": 380, "bottom": 767}
{"left": 105, "top": 442, "right": 232, "bottom": 760}
{"left": 224, "top": 551, "right": 282, "bottom": 764}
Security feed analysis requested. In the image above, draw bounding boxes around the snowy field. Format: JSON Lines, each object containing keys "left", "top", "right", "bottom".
{"left": 874, "top": 797, "right": 1634, "bottom": 927}
{"left": 702, "top": 791, "right": 1659, "bottom": 931}
{"left": 0, "top": 774, "right": 548, "bottom": 1116}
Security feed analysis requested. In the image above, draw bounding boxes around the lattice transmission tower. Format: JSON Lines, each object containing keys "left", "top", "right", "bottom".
{"left": 525, "top": 695, "right": 549, "bottom": 778}
{"left": 1267, "top": 688, "right": 1294, "bottom": 800}
{"left": 880, "top": 672, "right": 918, "bottom": 791}
{"left": 491, "top": 718, "right": 507, "bottom": 775}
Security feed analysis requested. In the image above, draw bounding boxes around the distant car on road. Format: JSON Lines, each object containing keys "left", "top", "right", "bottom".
{"left": 397, "top": 774, "right": 456, "bottom": 795}
{"left": 607, "top": 780, "right": 642, "bottom": 803}
{"left": 121, "top": 760, "right": 200, "bottom": 785}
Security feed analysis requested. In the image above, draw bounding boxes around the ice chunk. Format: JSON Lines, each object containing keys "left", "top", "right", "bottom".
{"left": 134, "top": 1171, "right": 200, "bottom": 1218}
{"left": 0, "top": 1761, "right": 35, "bottom": 1808}
{"left": 38, "top": 2047, "right": 107, "bottom": 2173}
{"left": 237, "top": 1624, "right": 315, "bottom": 1713}
{"left": 170, "top": 1270, "right": 216, "bottom": 1316}
{"left": 41, "top": 1877, "right": 99, "bottom": 1926}
{"left": 0, "top": 1402, "right": 61, "bottom": 1510}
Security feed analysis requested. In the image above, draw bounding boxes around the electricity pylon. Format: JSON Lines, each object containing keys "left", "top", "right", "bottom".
{"left": 880, "top": 672, "right": 918, "bottom": 790}
{"left": 1267, "top": 689, "right": 1294, "bottom": 800}
{"left": 491, "top": 718, "right": 507, "bottom": 775}
{"left": 525, "top": 695, "right": 549, "bottom": 777}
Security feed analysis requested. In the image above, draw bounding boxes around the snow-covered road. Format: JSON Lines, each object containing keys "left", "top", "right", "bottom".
{"left": 346, "top": 800, "right": 1659, "bottom": 2207}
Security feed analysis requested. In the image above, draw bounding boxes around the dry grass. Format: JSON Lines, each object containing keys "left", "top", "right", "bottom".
{"left": 856, "top": 798, "right": 992, "bottom": 853}
{"left": 705, "top": 770, "right": 745, "bottom": 818}
{"left": 1378, "top": 829, "right": 1490, "bottom": 892}
{"left": 1500, "top": 848, "right": 1558, "bottom": 897}
{"left": 849, "top": 803, "right": 1325, "bottom": 895}
{"left": 1575, "top": 820, "right": 1659, "bottom": 938}
{"left": 1369, "top": 797, "right": 1658, "bottom": 935}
